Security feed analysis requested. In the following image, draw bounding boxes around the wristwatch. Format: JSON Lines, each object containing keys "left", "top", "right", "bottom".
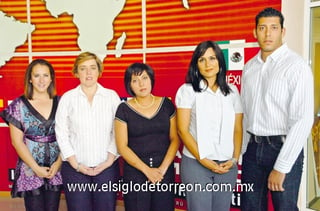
{"left": 231, "top": 158, "right": 238, "bottom": 166}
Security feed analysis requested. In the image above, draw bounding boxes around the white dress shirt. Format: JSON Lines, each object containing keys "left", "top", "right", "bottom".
{"left": 175, "top": 81, "right": 243, "bottom": 160}
{"left": 241, "top": 43, "right": 314, "bottom": 173}
{"left": 55, "top": 83, "right": 120, "bottom": 167}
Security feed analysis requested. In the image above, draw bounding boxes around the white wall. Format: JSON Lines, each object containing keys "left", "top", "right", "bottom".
{"left": 282, "top": 0, "right": 305, "bottom": 55}
{"left": 282, "top": 1, "right": 314, "bottom": 210}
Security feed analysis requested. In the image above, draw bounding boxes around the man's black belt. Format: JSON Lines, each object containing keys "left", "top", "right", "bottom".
{"left": 248, "top": 132, "right": 286, "bottom": 143}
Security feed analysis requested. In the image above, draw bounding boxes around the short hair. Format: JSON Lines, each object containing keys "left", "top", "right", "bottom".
{"left": 72, "top": 52, "right": 103, "bottom": 76}
{"left": 186, "top": 40, "right": 231, "bottom": 96}
{"left": 124, "top": 62, "right": 155, "bottom": 97}
{"left": 24, "top": 59, "right": 56, "bottom": 99}
{"left": 255, "top": 7, "right": 284, "bottom": 28}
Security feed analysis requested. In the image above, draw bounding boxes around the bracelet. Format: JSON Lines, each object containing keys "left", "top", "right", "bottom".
{"left": 76, "top": 163, "right": 81, "bottom": 172}
{"left": 231, "top": 158, "right": 238, "bottom": 166}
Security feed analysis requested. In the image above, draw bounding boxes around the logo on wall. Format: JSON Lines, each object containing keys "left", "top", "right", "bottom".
{"left": 230, "top": 52, "right": 243, "bottom": 63}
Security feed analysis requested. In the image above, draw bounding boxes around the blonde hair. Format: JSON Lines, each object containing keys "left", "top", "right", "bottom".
{"left": 72, "top": 52, "right": 103, "bottom": 77}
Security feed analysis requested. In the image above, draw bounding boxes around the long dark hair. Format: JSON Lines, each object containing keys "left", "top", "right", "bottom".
{"left": 186, "top": 40, "right": 231, "bottom": 95}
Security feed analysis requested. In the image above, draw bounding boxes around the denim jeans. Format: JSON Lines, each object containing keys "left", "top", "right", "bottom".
{"left": 61, "top": 161, "right": 120, "bottom": 211}
{"left": 240, "top": 135, "right": 303, "bottom": 211}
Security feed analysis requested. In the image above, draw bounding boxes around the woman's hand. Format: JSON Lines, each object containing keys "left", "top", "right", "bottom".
{"left": 91, "top": 160, "right": 113, "bottom": 176}
{"left": 34, "top": 165, "right": 50, "bottom": 178}
{"left": 77, "top": 163, "right": 95, "bottom": 176}
{"left": 219, "top": 160, "right": 234, "bottom": 171}
{"left": 91, "top": 152, "right": 116, "bottom": 176}
{"left": 48, "top": 156, "right": 62, "bottom": 179}
{"left": 47, "top": 161, "right": 61, "bottom": 179}
{"left": 199, "top": 158, "right": 229, "bottom": 174}
{"left": 144, "top": 167, "right": 164, "bottom": 184}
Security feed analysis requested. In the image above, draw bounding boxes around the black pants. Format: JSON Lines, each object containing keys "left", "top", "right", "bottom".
{"left": 24, "top": 188, "right": 61, "bottom": 211}
{"left": 123, "top": 155, "right": 175, "bottom": 211}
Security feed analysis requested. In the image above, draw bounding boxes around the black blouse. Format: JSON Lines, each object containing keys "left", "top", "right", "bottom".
{"left": 115, "top": 97, "right": 176, "bottom": 159}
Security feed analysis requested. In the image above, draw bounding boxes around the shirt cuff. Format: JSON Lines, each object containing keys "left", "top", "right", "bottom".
{"left": 273, "top": 158, "right": 292, "bottom": 174}
{"left": 60, "top": 146, "right": 75, "bottom": 161}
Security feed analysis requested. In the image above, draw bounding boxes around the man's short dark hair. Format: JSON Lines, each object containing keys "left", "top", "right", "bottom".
{"left": 255, "top": 7, "right": 284, "bottom": 28}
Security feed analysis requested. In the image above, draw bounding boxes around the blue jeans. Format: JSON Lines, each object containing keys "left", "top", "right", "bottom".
{"left": 241, "top": 135, "right": 303, "bottom": 211}
{"left": 61, "top": 161, "right": 120, "bottom": 211}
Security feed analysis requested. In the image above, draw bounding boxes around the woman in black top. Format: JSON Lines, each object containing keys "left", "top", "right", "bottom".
{"left": 115, "top": 62, "right": 180, "bottom": 211}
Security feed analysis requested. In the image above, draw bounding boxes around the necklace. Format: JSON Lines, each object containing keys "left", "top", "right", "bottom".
{"left": 134, "top": 94, "right": 155, "bottom": 109}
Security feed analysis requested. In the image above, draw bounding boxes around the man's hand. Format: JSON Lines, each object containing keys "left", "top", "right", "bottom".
{"left": 268, "top": 169, "right": 285, "bottom": 192}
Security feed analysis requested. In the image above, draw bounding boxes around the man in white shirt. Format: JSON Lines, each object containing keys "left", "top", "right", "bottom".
{"left": 240, "top": 7, "right": 314, "bottom": 211}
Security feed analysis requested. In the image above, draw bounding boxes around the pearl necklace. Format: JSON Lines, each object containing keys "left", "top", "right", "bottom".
{"left": 134, "top": 94, "right": 155, "bottom": 109}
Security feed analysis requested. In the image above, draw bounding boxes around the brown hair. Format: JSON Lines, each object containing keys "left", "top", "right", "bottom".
{"left": 24, "top": 59, "right": 56, "bottom": 99}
